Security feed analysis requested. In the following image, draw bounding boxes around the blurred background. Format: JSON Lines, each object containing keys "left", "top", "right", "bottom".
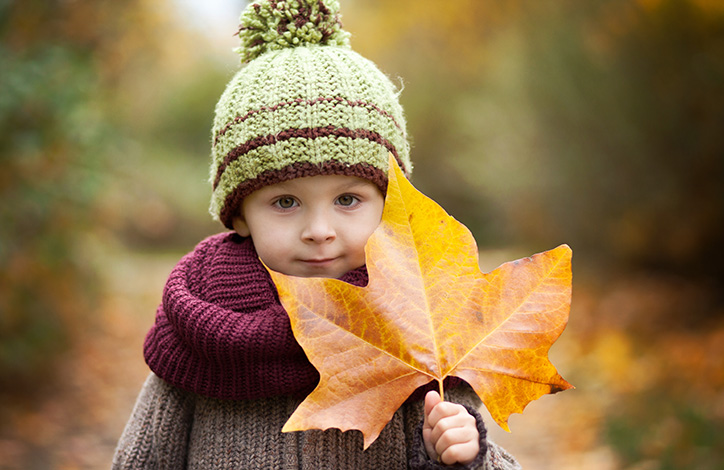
{"left": 1, "top": 0, "right": 723, "bottom": 468}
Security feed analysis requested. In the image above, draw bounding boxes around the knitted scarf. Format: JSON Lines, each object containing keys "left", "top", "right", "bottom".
{"left": 144, "top": 232, "right": 459, "bottom": 402}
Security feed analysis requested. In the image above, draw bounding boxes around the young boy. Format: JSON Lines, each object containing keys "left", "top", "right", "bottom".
{"left": 113, "top": 1, "right": 521, "bottom": 468}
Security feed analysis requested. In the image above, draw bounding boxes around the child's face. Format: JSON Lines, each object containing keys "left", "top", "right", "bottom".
{"left": 233, "top": 175, "right": 385, "bottom": 279}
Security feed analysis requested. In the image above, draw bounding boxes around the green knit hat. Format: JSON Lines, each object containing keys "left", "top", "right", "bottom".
{"left": 210, "top": 0, "right": 412, "bottom": 229}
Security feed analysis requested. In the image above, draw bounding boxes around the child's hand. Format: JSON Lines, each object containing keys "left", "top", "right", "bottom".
{"left": 422, "top": 390, "right": 480, "bottom": 465}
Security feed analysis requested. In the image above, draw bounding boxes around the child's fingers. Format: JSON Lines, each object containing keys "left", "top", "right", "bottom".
{"left": 423, "top": 390, "right": 441, "bottom": 426}
{"left": 422, "top": 391, "right": 442, "bottom": 459}
{"left": 425, "top": 398, "right": 480, "bottom": 465}
{"left": 426, "top": 399, "right": 474, "bottom": 429}
{"left": 427, "top": 402, "right": 477, "bottom": 446}
{"left": 431, "top": 420, "right": 478, "bottom": 452}
{"left": 438, "top": 439, "right": 481, "bottom": 466}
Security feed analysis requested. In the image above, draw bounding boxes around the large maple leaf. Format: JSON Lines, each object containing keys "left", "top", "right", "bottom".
{"left": 268, "top": 154, "right": 573, "bottom": 448}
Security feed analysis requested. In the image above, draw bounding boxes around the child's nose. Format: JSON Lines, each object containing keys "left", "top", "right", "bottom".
{"left": 302, "top": 211, "right": 336, "bottom": 243}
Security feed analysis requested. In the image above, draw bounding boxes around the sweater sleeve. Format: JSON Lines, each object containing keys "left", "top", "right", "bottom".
{"left": 112, "top": 374, "right": 196, "bottom": 470}
{"left": 405, "top": 384, "right": 522, "bottom": 470}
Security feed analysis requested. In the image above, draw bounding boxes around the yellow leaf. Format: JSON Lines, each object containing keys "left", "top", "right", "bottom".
{"left": 268, "top": 154, "right": 573, "bottom": 448}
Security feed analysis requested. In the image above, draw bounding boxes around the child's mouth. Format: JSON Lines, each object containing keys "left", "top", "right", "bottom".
{"left": 302, "top": 258, "right": 336, "bottom": 267}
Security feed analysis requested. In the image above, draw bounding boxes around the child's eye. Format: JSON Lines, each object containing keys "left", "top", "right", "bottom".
{"left": 275, "top": 197, "right": 297, "bottom": 209}
{"left": 336, "top": 194, "right": 358, "bottom": 207}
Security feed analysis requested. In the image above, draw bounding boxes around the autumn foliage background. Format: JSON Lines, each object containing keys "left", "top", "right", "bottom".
{"left": 1, "top": 0, "right": 723, "bottom": 468}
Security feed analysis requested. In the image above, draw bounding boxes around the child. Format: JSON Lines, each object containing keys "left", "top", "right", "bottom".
{"left": 113, "top": 1, "right": 521, "bottom": 468}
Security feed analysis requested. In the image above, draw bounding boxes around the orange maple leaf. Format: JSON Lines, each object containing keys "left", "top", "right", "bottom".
{"left": 268, "top": 154, "right": 573, "bottom": 448}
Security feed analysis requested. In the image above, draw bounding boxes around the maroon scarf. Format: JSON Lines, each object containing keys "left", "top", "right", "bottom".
{"left": 144, "top": 232, "right": 458, "bottom": 401}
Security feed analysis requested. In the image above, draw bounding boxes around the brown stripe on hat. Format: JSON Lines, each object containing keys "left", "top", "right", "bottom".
{"left": 212, "top": 126, "right": 403, "bottom": 190}
{"left": 213, "top": 97, "right": 405, "bottom": 147}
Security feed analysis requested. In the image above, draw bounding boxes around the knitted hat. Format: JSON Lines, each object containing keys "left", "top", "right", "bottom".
{"left": 209, "top": 0, "right": 412, "bottom": 229}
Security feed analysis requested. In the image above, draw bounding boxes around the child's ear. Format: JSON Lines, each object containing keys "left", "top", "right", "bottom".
{"left": 232, "top": 217, "right": 251, "bottom": 237}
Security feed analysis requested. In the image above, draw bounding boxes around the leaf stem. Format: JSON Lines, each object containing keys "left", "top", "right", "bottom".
{"left": 438, "top": 379, "right": 445, "bottom": 401}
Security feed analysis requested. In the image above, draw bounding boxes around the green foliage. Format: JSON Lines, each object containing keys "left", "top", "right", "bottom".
{"left": 346, "top": 0, "right": 724, "bottom": 282}
{"left": 0, "top": 43, "right": 108, "bottom": 388}
{"left": 0, "top": 0, "right": 233, "bottom": 392}
{"left": 605, "top": 392, "right": 724, "bottom": 469}
{"left": 516, "top": 0, "right": 724, "bottom": 277}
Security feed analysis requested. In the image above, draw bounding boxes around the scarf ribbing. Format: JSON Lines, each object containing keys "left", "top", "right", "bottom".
{"left": 144, "top": 232, "right": 369, "bottom": 400}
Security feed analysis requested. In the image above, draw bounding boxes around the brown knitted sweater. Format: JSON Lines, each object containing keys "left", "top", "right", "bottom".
{"left": 113, "top": 374, "right": 521, "bottom": 469}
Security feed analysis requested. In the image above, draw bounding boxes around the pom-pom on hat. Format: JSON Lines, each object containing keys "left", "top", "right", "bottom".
{"left": 210, "top": 0, "right": 412, "bottom": 229}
